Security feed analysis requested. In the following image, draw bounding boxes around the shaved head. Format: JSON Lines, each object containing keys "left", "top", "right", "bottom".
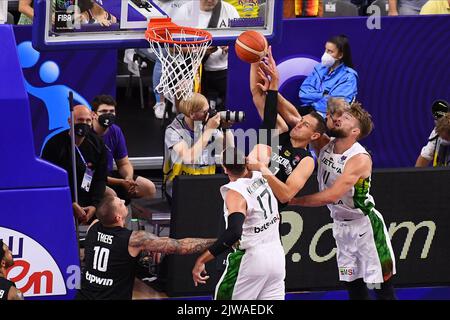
{"left": 73, "top": 105, "right": 91, "bottom": 117}
{"left": 69, "top": 105, "right": 93, "bottom": 126}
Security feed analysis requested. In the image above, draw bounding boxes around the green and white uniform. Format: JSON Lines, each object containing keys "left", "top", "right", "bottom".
{"left": 318, "top": 138, "right": 396, "bottom": 283}
{"left": 216, "top": 171, "right": 285, "bottom": 300}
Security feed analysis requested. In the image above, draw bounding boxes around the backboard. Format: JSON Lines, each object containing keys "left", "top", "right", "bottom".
{"left": 33, "top": 0, "right": 282, "bottom": 50}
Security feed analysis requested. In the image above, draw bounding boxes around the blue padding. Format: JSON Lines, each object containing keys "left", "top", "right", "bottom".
{"left": 0, "top": 187, "right": 78, "bottom": 300}
{"left": 0, "top": 25, "right": 68, "bottom": 190}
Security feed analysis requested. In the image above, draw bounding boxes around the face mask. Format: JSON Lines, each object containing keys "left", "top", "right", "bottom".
{"left": 98, "top": 113, "right": 116, "bottom": 128}
{"left": 74, "top": 123, "right": 91, "bottom": 137}
{"left": 321, "top": 52, "right": 336, "bottom": 68}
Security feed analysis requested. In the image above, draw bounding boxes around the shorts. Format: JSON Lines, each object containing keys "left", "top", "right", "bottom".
{"left": 214, "top": 241, "right": 285, "bottom": 300}
{"left": 333, "top": 209, "right": 396, "bottom": 284}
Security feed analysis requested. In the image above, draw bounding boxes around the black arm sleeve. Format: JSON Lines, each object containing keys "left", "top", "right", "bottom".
{"left": 260, "top": 90, "right": 278, "bottom": 130}
{"left": 209, "top": 212, "right": 245, "bottom": 257}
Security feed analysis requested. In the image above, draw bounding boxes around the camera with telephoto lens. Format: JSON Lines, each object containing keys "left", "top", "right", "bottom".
{"left": 207, "top": 109, "right": 246, "bottom": 124}
{"left": 431, "top": 99, "right": 449, "bottom": 120}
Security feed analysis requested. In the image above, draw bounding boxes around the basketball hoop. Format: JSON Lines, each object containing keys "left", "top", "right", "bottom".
{"left": 145, "top": 18, "right": 212, "bottom": 101}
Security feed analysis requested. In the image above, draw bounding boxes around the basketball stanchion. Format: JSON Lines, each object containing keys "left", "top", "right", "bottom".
{"left": 68, "top": 91, "right": 82, "bottom": 266}
{"left": 145, "top": 18, "right": 212, "bottom": 101}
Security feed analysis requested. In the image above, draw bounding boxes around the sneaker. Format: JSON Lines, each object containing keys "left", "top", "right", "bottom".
{"left": 153, "top": 101, "right": 165, "bottom": 119}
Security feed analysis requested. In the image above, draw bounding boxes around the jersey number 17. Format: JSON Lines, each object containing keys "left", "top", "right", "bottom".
{"left": 257, "top": 188, "right": 274, "bottom": 220}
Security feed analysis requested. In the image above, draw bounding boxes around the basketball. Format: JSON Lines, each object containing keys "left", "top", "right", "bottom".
{"left": 235, "top": 30, "right": 268, "bottom": 64}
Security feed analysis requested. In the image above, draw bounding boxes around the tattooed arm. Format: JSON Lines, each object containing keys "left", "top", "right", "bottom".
{"left": 128, "top": 230, "right": 216, "bottom": 257}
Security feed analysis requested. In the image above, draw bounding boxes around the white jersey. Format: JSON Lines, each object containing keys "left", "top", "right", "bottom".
{"left": 220, "top": 171, "right": 281, "bottom": 250}
{"left": 318, "top": 138, "right": 376, "bottom": 221}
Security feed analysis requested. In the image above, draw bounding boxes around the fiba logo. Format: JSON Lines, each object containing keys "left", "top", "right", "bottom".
{"left": 0, "top": 227, "right": 67, "bottom": 297}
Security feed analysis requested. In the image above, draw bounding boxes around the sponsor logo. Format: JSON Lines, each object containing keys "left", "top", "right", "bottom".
{"left": 339, "top": 267, "right": 356, "bottom": 276}
{"left": 85, "top": 271, "right": 113, "bottom": 287}
{"left": 280, "top": 211, "right": 437, "bottom": 263}
{"left": 338, "top": 155, "right": 347, "bottom": 164}
{"left": 254, "top": 216, "right": 280, "bottom": 234}
{"left": 272, "top": 154, "right": 293, "bottom": 175}
{"left": 321, "top": 157, "right": 342, "bottom": 174}
{"left": 0, "top": 227, "right": 67, "bottom": 297}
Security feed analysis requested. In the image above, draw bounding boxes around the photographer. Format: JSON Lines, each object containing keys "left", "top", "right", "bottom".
{"left": 163, "top": 92, "right": 234, "bottom": 203}
{"left": 416, "top": 100, "right": 450, "bottom": 167}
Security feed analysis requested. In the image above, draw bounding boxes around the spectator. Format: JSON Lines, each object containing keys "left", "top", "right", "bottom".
{"left": 299, "top": 35, "right": 358, "bottom": 117}
{"left": 163, "top": 92, "right": 233, "bottom": 202}
{"left": 174, "top": 0, "right": 240, "bottom": 27}
{"left": 76, "top": 195, "right": 216, "bottom": 300}
{"left": 0, "top": 0, "right": 7, "bottom": 24}
{"left": 91, "top": 95, "right": 156, "bottom": 205}
{"left": 42, "top": 105, "right": 107, "bottom": 224}
{"left": 76, "top": 0, "right": 117, "bottom": 26}
{"left": 295, "top": 0, "right": 323, "bottom": 17}
{"left": 416, "top": 100, "right": 450, "bottom": 167}
{"left": 0, "top": 240, "right": 24, "bottom": 300}
{"left": 18, "top": 0, "right": 33, "bottom": 24}
{"left": 420, "top": 0, "right": 450, "bottom": 14}
{"left": 388, "top": 0, "right": 428, "bottom": 15}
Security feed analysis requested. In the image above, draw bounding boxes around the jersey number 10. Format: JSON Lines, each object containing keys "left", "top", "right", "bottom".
{"left": 93, "top": 246, "right": 110, "bottom": 272}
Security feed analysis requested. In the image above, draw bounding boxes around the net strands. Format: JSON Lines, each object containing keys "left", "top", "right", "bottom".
{"left": 147, "top": 28, "right": 212, "bottom": 101}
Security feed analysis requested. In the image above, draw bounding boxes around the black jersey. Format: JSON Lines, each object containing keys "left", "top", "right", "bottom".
{"left": 0, "top": 277, "right": 15, "bottom": 300}
{"left": 270, "top": 132, "right": 313, "bottom": 207}
{"left": 77, "top": 222, "right": 139, "bottom": 300}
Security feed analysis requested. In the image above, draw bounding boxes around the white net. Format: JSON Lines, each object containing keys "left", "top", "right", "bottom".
{"left": 147, "top": 28, "right": 212, "bottom": 101}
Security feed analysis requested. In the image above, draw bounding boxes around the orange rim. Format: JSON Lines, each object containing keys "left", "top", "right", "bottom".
{"left": 145, "top": 18, "right": 212, "bottom": 45}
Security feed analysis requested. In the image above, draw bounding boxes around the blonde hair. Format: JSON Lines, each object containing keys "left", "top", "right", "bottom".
{"left": 436, "top": 113, "right": 450, "bottom": 138}
{"left": 347, "top": 102, "right": 373, "bottom": 140}
{"left": 327, "top": 97, "right": 350, "bottom": 115}
{"left": 179, "top": 93, "right": 208, "bottom": 116}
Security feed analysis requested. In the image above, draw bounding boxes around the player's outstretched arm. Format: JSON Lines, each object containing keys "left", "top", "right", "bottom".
{"left": 129, "top": 231, "right": 216, "bottom": 256}
{"left": 192, "top": 190, "right": 247, "bottom": 286}
{"left": 268, "top": 157, "right": 315, "bottom": 203}
{"left": 290, "top": 154, "right": 372, "bottom": 207}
